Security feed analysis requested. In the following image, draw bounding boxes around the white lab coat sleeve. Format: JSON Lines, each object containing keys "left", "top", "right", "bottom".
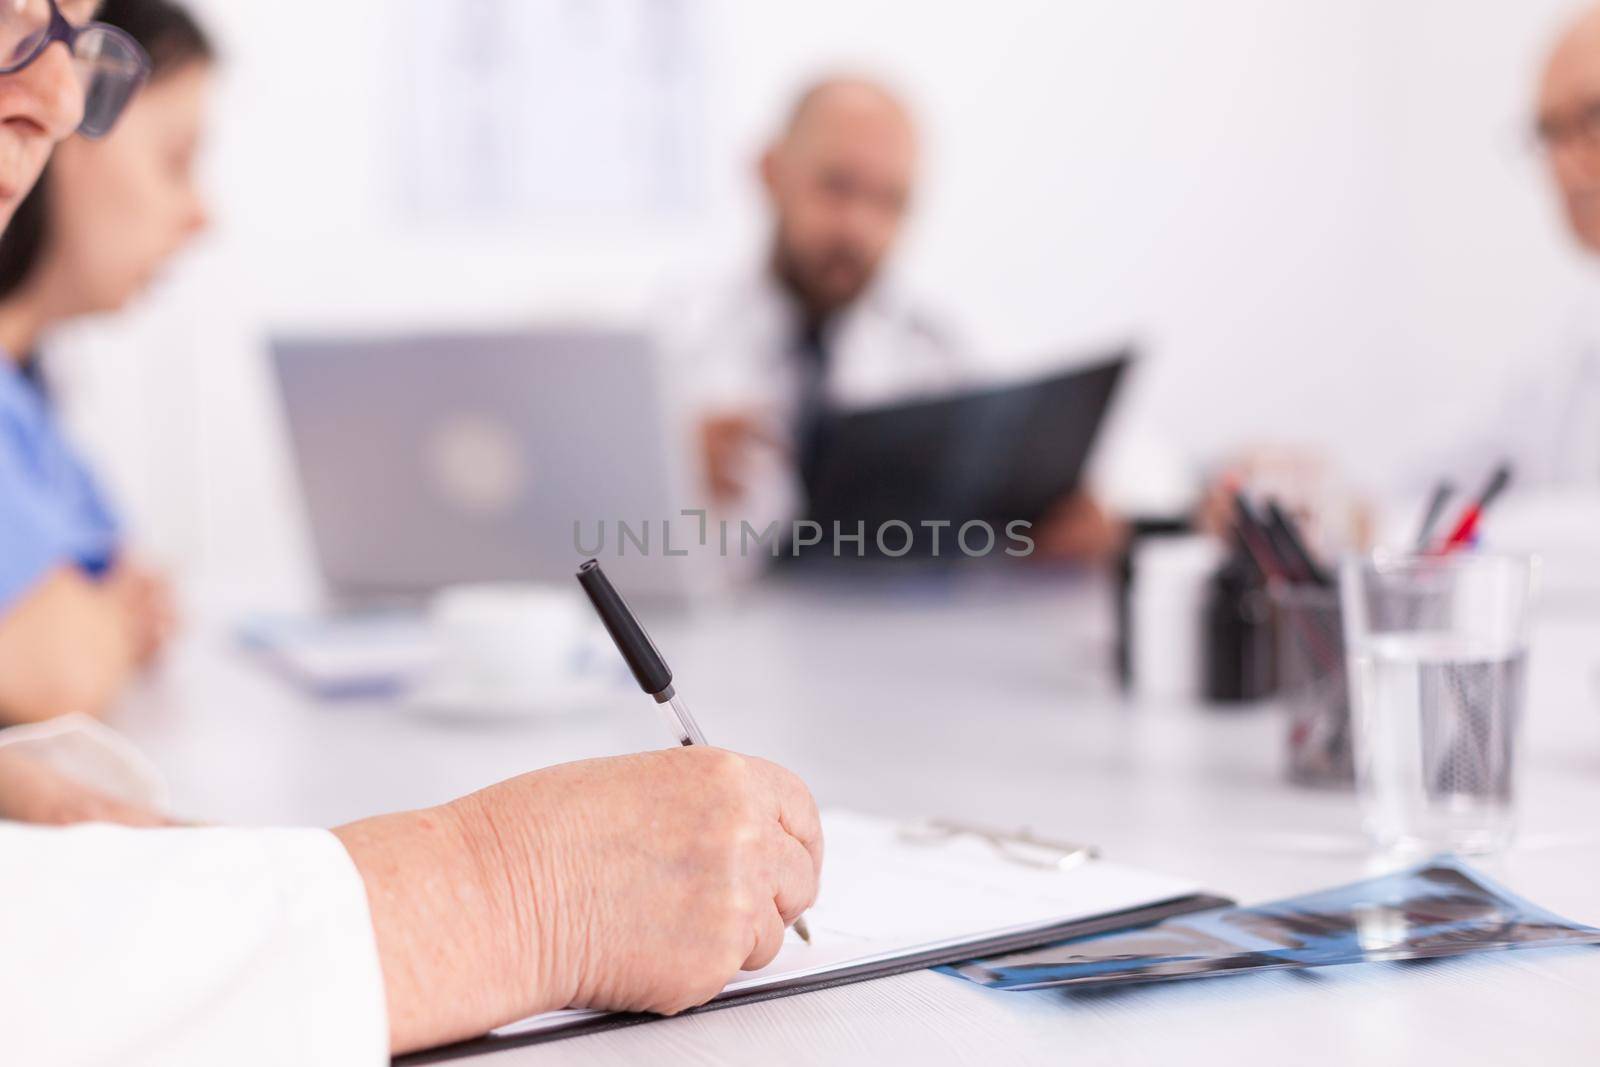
{"left": 0, "top": 823, "right": 389, "bottom": 1067}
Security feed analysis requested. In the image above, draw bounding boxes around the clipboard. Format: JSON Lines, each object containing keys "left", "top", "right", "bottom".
{"left": 398, "top": 812, "right": 1230, "bottom": 1065}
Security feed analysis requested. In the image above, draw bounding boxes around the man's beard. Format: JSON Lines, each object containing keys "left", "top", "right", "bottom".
{"left": 772, "top": 236, "right": 874, "bottom": 322}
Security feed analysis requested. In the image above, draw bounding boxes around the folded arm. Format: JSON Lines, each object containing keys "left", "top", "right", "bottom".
{"left": 0, "top": 566, "right": 137, "bottom": 723}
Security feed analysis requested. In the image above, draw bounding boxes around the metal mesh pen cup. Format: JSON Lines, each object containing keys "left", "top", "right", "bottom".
{"left": 1273, "top": 584, "right": 1351, "bottom": 787}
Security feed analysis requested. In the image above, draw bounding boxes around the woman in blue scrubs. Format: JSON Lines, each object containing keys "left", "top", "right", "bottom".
{"left": 0, "top": 0, "right": 213, "bottom": 724}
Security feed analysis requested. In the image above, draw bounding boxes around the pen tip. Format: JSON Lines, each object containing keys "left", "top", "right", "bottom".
{"left": 794, "top": 916, "right": 812, "bottom": 944}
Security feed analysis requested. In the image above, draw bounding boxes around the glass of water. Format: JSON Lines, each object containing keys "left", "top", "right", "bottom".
{"left": 1340, "top": 553, "right": 1537, "bottom": 855}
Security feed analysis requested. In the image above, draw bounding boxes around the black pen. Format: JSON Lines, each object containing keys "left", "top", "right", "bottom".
{"left": 576, "top": 559, "right": 812, "bottom": 944}
{"left": 1231, "top": 494, "right": 1289, "bottom": 581}
{"left": 1414, "top": 480, "right": 1454, "bottom": 551}
{"left": 1264, "top": 500, "right": 1330, "bottom": 588}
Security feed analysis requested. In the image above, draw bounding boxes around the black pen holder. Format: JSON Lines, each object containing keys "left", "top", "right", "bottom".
{"left": 1202, "top": 564, "right": 1276, "bottom": 704}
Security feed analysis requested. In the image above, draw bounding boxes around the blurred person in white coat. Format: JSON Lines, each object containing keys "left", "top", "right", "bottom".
{"left": 1198, "top": 8, "right": 1600, "bottom": 547}
{"left": 680, "top": 76, "right": 1124, "bottom": 564}
{"left": 1311, "top": 5, "right": 1600, "bottom": 509}
{"left": 1504, "top": 3, "right": 1600, "bottom": 488}
{"left": 1346, "top": 3, "right": 1600, "bottom": 537}
{"left": 1196, "top": 11, "right": 1600, "bottom": 549}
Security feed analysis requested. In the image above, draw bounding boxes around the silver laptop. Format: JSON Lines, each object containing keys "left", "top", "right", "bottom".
{"left": 272, "top": 329, "right": 703, "bottom": 605}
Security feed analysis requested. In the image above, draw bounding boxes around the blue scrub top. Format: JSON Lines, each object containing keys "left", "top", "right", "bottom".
{"left": 0, "top": 356, "right": 120, "bottom": 610}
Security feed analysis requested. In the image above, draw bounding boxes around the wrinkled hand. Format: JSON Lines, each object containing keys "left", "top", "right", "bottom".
{"left": 488, "top": 748, "right": 821, "bottom": 1015}
{"left": 0, "top": 747, "right": 173, "bottom": 827}
{"left": 338, "top": 747, "right": 824, "bottom": 1054}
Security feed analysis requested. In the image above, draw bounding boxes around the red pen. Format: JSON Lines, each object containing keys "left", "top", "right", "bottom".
{"left": 1437, "top": 464, "right": 1512, "bottom": 554}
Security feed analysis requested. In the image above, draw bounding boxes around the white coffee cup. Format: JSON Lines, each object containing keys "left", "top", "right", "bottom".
{"left": 420, "top": 583, "right": 597, "bottom": 717}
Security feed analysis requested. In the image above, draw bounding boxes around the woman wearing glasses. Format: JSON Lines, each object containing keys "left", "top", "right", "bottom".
{"left": 0, "top": 0, "right": 208, "bottom": 725}
{"left": 0, "top": 4, "right": 824, "bottom": 1061}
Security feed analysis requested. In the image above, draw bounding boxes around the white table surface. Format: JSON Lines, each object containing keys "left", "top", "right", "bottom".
{"left": 113, "top": 565, "right": 1600, "bottom": 1065}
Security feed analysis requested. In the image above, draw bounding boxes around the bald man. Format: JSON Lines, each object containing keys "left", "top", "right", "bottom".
{"left": 1480, "top": 5, "right": 1600, "bottom": 486}
{"left": 682, "top": 77, "right": 1121, "bottom": 563}
{"left": 1540, "top": 6, "right": 1600, "bottom": 258}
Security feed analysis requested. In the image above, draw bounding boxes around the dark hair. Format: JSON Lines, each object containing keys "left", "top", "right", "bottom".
{"left": 0, "top": 0, "right": 215, "bottom": 303}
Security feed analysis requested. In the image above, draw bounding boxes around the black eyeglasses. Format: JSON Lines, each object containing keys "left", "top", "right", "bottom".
{"left": 0, "top": 0, "right": 151, "bottom": 139}
{"left": 1533, "top": 97, "right": 1600, "bottom": 158}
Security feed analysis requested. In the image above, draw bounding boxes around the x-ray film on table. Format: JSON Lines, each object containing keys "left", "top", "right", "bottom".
{"left": 944, "top": 857, "right": 1600, "bottom": 991}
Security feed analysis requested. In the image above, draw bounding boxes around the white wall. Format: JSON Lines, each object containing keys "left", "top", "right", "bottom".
{"left": 49, "top": 0, "right": 1600, "bottom": 584}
